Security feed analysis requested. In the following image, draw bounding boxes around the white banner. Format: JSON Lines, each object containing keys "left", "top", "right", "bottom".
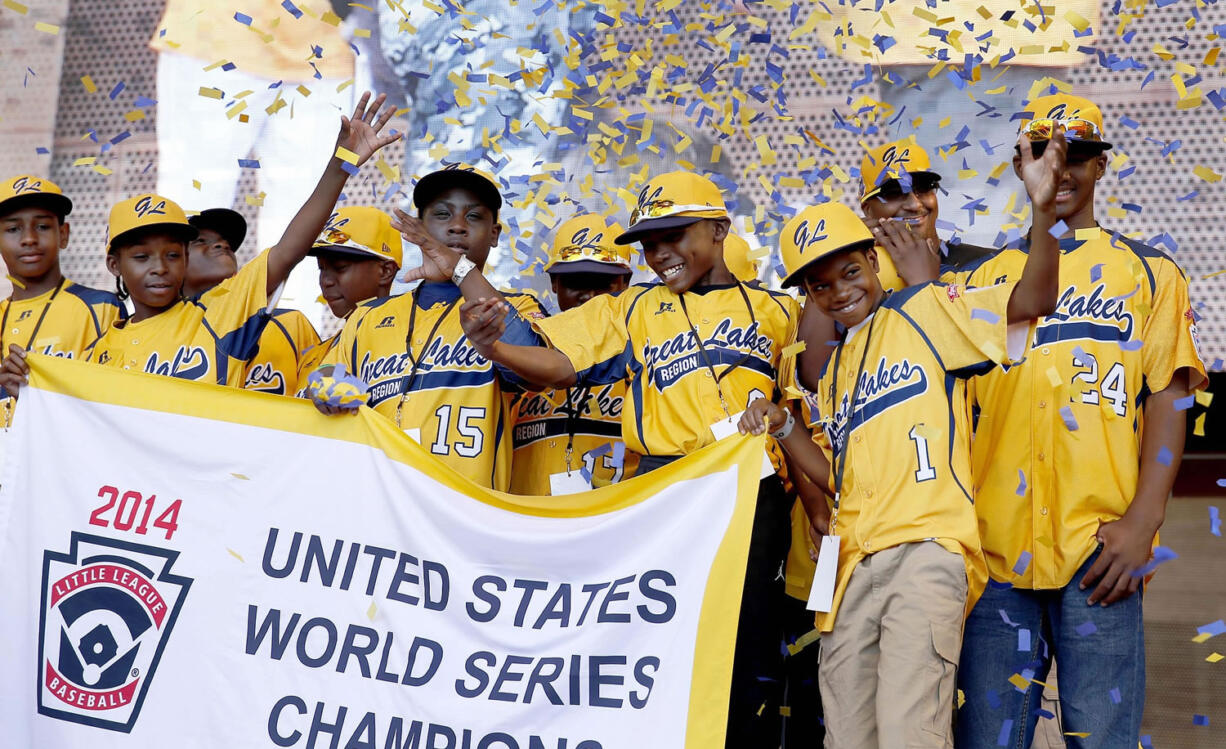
{"left": 0, "top": 355, "right": 765, "bottom": 749}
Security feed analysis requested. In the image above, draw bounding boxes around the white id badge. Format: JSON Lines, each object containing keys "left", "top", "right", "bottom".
{"left": 550, "top": 471, "right": 591, "bottom": 496}
{"left": 806, "top": 535, "right": 840, "bottom": 613}
{"left": 403, "top": 428, "right": 421, "bottom": 443}
{"left": 709, "top": 411, "right": 743, "bottom": 441}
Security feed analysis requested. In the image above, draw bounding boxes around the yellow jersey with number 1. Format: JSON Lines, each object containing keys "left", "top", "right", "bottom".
{"left": 959, "top": 230, "right": 1208, "bottom": 589}
{"left": 811, "top": 281, "right": 1023, "bottom": 631}
{"left": 326, "top": 282, "right": 547, "bottom": 491}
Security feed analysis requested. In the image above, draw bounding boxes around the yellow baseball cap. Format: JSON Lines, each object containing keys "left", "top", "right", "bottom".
{"left": 1020, "top": 93, "right": 1112, "bottom": 149}
{"left": 0, "top": 175, "right": 72, "bottom": 218}
{"left": 310, "top": 206, "right": 402, "bottom": 268}
{"left": 412, "top": 163, "right": 502, "bottom": 215}
{"left": 779, "top": 203, "right": 875, "bottom": 288}
{"left": 107, "top": 194, "right": 197, "bottom": 252}
{"left": 723, "top": 234, "right": 759, "bottom": 283}
{"left": 859, "top": 138, "right": 941, "bottom": 202}
{"left": 544, "top": 213, "right": 632, "bottom": 275}
{"left": 616, "top": 171, "right": 728, "bottom": 245}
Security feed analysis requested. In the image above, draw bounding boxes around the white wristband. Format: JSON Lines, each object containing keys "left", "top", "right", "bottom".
{"left": 451, "top": 256, "right": 477, "bottom": 286}
{"left": 771, "top": 409, "right": 795, "bottom": 440}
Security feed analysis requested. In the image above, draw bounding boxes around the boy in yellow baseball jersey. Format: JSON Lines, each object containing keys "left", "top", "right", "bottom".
{"left": 0, "top": 176, "right": 125, "bottom": 424}
{"left": 954, "top": 93, "right": 1207, "bottom": 749}
{"left": 442, "top": 172, "right": 799, "bottom": 746}
{"left": 0, "top": 93, "right": 398, "bottom": 397}
{"left": 294, "top": 206, "right": 401, "bottom": 394}
{"left": 507, "top": 213, "right": 637, "bottom": 495}
{"left": 182, "top": 207, "right": 321, "bottom": 396}
{"left": 796, "top": 138, "right": 995, "bottom": 395}
{"left": 739, "top": 129, "right": 1066, "bottom": 747}
{"left": 312, "top": 167, "right": 546, "bottom": 492}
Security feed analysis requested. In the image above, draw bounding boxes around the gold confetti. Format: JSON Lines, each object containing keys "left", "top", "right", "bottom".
{"left": 34, "top": 21, "right": 58, "bottom": 34}
{"left": 366, "top": 600, "right": 377, "bottom": 620}
{"left": 228, "top": 548, "right": 245, "bottom": 562}
{"left": 3, "top": 0, "right": 28, "bottom": 13}
{"left": 80, "top": 75, "right": 96, "bottom": 93}
{"left": 230, "top": 472, "right": 249, "bottom": 480}
{"left": 335, "top": 146, "right": 359, "bottom": 165}
{"left": 1208, "top": 653, "right": 1224, "bottom": 663}
{"left": 782, "top": 341, "right": 807, "bottom": 359}
{"left": 198, "top": 86, "right": 224, "bottom": 99}
{"left": 1195, "top": 391, "right": 1214, "bottom": 407}
{"left": 1193, "top": 632, "right": 1213, "bottom": 644}
{"left": 1008, "top": 673, "right": 1030, "bottom": 690}
{"left": 1193, "top": 165, "right": 1222, "bottom": 183}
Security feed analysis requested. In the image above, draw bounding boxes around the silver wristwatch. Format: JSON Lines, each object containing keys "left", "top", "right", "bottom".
{"left": 451, "top": 256, "right": 477, "bottom": 286}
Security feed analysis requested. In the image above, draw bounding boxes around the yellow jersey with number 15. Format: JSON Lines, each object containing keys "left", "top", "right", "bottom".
{"left": 507, "top": 382, "right": 641, "bottom": 495}
{"left": 532, "top": 282, "right": 799, "bottom": 458}
{"left": 960, "top": 230, "right": 1208, "bottom": 589}
{"left": 326, "top": 282, "right": 547, "bottom": 491}
{"left": 811, "top": 281, "right": 1024, "bottom": 632}
{"left": 87, "top": 250, "right": 273, "bottom": 387}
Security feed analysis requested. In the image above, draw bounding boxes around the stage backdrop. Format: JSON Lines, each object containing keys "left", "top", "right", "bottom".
{"left": 0, "top": 355, "right": 765, "bottom": 749}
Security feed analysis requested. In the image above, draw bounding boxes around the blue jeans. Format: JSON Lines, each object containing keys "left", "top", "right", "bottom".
{"left": 955, "top": 549, "right": 1145, "bottom": 749}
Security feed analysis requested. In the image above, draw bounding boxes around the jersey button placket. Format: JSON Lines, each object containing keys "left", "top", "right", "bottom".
{"left": 1033, "top": 362, "right": 1055, "bottom": 587}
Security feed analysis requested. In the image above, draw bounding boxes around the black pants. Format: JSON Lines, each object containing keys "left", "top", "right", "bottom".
{"left": 724, "top": 475, "right": 792, "bottom": 748}
{"left": 780, "top": 593, "right": 825, "bottom": 746}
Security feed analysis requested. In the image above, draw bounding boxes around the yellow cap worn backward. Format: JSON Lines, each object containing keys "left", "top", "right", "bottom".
{"left": 0, "top": 175, "right": 72, "bottom": 218}
{"left": 779, "top": 203, "right": 875, "bottom": 288}
{"left": 723, "top": 234, "right": 759, "bottom": 283}
{"left": 616, "top": 171, "right": 728, "bottom": 245}
{"left": 545, "top": 213, "right": 631, "bottom": 275}
{"left": 859, "top": 137, "right": 941, "bottom": 202}
{"left": 1020, "top": 93, "right": 1111, "bottom": 149}
{"left": 107, "top": 194, "right": 196, "bottom": 253}
{"left": 310, "top": 206, "right": 402, "bottom": 268}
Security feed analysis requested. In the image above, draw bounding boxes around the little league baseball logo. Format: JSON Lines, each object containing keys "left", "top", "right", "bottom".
{"left": 38, "top": 532, "right": 191, "bottom": 732}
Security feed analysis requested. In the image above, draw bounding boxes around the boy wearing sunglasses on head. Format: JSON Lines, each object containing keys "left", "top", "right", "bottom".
{"left": 506, "top": 213, "right": 639, "bottom": 495}
{"left": 953, "top": 92, "right": 1207, "bottom": 749}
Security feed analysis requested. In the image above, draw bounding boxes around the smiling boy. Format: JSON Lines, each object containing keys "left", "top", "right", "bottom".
{"left": 0, "top": 176, "right": 124, "bottom": 423}
{"left": 738, "top": 128, "right": 1066, "bottom": 747}
{"left": 425, "top": 171, "right": 799, "bottom": 745}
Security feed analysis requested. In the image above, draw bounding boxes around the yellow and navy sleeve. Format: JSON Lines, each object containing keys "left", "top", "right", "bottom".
{"left": 887, "top": 281, "right": 1017, "bottom": 375}
{"left": 196, "top": 249, "right": 273, "bottom": 363}
{"left": 64, "top": 283, "right": 128, "bottom": 336}
{"left": 531, "top": 285, "right": 648, "bottom": 386}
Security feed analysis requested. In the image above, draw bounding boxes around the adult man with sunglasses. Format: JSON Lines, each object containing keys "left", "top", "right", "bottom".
{"left": 953, "top": 92, "right": 1206, "bottom": 748}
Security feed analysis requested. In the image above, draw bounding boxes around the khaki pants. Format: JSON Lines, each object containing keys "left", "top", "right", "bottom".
{"left": 819, "top": 541, "right": 968, "bottom": 748}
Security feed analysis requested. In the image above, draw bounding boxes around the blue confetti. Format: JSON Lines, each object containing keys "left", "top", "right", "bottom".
{"left": 1119, "top": 339, "right": 1143, "bottom": 352}
{"left": 1018, "top": 628, "right": 1031, "bottom": 652}
{"left": 1194, "top": 715, "right": 1209, "bottom": 726}
{"left": 1076, "top": 620, "right": 1097, "bottom": 637}
{"left": 996, "top": 719, "right": 1013, "bottom": 746}
{"left": 1109, "top": 687, "right": 1122, "bottom": 705}
{"left": 238, "top": 159, "right": 260, "bottom": 168}
{"left": 1016, "top": 469, "right": 1027, "bottom": 496}
{"left": 1132, "top": 545, "right": 1178, "bottom": 577}
{"left": 1059, "top": 406, "right": 1079, "bottom": 431}
{"left": 1090, "top": 263, "right": 1104, "bottom": 282}
{"left": 281, "top": 0, "right": 303, "bottom": 18}
{"left": 133, "top": 95, "right": 157, "bottom": 108}
{"left": 1174, "top": 395, "right": 1195, "bottom": 411}
{"left": 340, "top": 161, "right": 359, "bottom": 176}
{"left": 971, "top": 308, "right": 1000, "bottom": 324}
{"left": 1211, "top": 507, "right": 1221, "bottom": 538}
{"left": 1012, "top": 551, "right": 1032, "bottom": 576}
{"left": 108, "top": 81, "right": 125, "bottom": 100}
{"left": 234, "top": 12, "right": 252, "bottom": 25}
{"left": 1197, "top": 619, "right": 1226, "bottom": 637}
{"left": 1157, "top": 446, "right": 1173, "bottom": 466}
{"left": 1047, "top": 219, "right": 1068, "bottom": 238}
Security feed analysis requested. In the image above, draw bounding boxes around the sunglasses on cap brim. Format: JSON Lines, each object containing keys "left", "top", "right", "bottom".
{"left": 555, "top": 244, "right": 626, "bottom": 265}
{"left": 870, "top": 173, "right": 941, "bottom": 201}
{"left": 628, "top": 199, "right": 722, "bottom": 226}
{"left": 1022, "top": 117, "right": 1103, "bottom": 143}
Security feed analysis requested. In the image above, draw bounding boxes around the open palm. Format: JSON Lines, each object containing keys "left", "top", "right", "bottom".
{"left": 336, "top": 92, "right": 400, "bottom": 166}
{"left": 1019, "top": 127, "right": 1068, "bottom": 212}
{"left": 391, "top": 208, "right": 461, "bottom": 283}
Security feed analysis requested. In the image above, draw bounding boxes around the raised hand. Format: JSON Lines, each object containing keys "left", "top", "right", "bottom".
{"left": 872, "top": 217, "right": 940, "bottom": 285}
{"left": 391, "top": 208, "right": 464, "bottom": 284}
{"left": 1019, "top": 125, "right": 1068, "bottom": 213}
{"left": 335, "top": 92, "right": 401, "bottom": 167}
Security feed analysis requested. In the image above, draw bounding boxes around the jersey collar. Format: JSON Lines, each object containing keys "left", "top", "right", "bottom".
{"left": 416, "top": 281, "right": 461, "bottom": 308}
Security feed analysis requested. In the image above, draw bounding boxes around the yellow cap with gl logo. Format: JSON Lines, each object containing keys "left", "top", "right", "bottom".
{"left": 779, "top": 202, "right": 874, "bottom": 288}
